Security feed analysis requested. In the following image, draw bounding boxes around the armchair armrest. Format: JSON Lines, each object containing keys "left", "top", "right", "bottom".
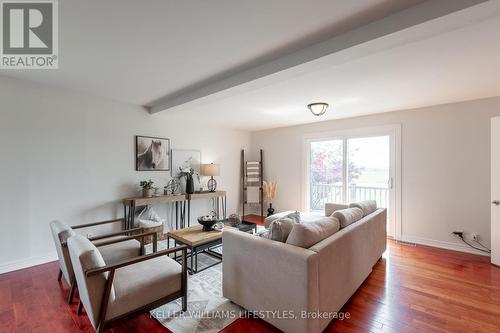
{"left": 88, "top": 227, "right": 143, "bottom": 241}
{"left": 72, "top": 218, "right": 125, "bottom": 229}
{"left": 86, "top": 245, "right": 187, "bottom": 276}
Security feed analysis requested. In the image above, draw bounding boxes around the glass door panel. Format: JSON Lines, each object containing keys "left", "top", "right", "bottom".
{"left": 347, "top": 136, "right": 390, "bottom": 230}
{"left": 310, "top": 140, "right": 344, "bottom": 211}
{"left": 347, "top": 136, "right": 390, "bottom": 207}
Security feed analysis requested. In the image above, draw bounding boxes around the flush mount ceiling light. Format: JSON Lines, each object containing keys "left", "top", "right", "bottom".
{"left": 307, "top": 102, "right": 329, "bottom": 116}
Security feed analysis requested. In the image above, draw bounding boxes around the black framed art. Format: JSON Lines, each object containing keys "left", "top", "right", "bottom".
{"left": 135, "top": 135, "right": 170, "bottom": 171}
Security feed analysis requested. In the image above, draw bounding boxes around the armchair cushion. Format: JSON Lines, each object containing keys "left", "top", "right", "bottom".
{"left": 98, "top": 238, "right": 142, "bottom": 264}
{"left": 68, "top": 235, "right": 111, "bottom": 329}
{"left": 50, "top": 220, "right": 76, "bottom": 284}
{"left": 106, "top": 256, "right": 182, "bottom": 320}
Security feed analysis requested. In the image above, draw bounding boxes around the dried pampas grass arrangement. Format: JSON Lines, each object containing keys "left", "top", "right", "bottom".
{"left": 263, "top": 180, "right": 277, "bottom": 203}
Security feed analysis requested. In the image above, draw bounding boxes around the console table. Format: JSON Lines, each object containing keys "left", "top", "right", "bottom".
{"left": 122, "top": 195, "right": 186, "bottom": 230}
{"left": 186, "top": 190, "right": 227, "bottom": 226}
{"left": 122, "top": 190, "right": 227, "bottom": 230}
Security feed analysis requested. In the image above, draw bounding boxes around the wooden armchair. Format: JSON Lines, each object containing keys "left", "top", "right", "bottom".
{"left": 50, "top": 219, "right": 158, "bottom": 304}
{"left": 67, "top": 234, "right": 187, "bottom": 333}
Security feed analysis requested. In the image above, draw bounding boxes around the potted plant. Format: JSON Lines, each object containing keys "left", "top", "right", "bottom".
{"left": 140, "top": 179, "right": 155, "bottom": 198}
{"left": 177, "top": 167, "right": 200, "bottom": 194}
{"left": 263, "top": 180, "right": 277, "bottom": 216}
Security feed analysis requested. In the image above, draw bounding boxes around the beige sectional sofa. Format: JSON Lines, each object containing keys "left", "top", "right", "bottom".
{"left": 222, "top": 203, "right": 387, "bottom": 333}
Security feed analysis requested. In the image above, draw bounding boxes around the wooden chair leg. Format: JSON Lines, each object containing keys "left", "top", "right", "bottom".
{"left": 181, "top": 248, "right": 187, "bottom": 311}
{"left": 77, "top": 300, "right": 83, "bottom": 315}
{"left": 68, "top": 278, "right": 76, "bottom": 304}
{"left": 182, "top": 296, "right": 187, "bottom": 312}
{"left": 57, "top": 269, "right": 62, "bottom": 282}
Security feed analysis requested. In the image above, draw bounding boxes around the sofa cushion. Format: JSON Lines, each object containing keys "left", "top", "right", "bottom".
{"left": 349, "top": 200, "right": 377, "bottom": 217}
{"left": 301, "top": 214, "right": 338, "bottom": 225}
{"left": 268, "top": 217, "right": 297, "bottom": 242}
{"left": 286, "top": 218, "right": 340, "bottom": 248}
{"left": 333, "top": 207, "right": 364, "bottom": 228}
{"left": 264, "top": 211, "right": 299, "bottom": 228}
{"left": 325, "top": 203, "right": 349, "bottom": 217}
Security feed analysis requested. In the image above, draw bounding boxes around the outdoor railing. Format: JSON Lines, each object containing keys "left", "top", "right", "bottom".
{"left": 311, "top": 183, "right": 388, "bottom": 211}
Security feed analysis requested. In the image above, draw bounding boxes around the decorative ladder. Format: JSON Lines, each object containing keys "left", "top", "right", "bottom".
{"left": 241, "top": 149, "right": 264, "bottom": 218}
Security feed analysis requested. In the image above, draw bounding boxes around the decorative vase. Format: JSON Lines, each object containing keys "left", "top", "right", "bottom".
{"left": 267, "top": 203, "right": 275, "bottom": 217}
{"left": 228, "top": 213, "right": 241, "bottom": 227}
{"left": 142, "top": 188, "right": 153, "bottom": 198}
{"left": 185, "top": 174, "right": 195, "bottom": 194}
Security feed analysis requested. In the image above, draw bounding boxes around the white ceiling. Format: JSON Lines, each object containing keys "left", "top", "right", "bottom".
{"left": 154, "top": 1, "right": 500, "bottom": 130}
{"left": 0, "top": 0, "right": 423, "bottom": 105}
{"left": 2, "top": 0, "right": 500, "bottom": 131}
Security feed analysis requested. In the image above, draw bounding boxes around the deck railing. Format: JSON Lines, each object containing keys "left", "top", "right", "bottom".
{"left": 311, "top": 183, "right": 388, "bottom": 211}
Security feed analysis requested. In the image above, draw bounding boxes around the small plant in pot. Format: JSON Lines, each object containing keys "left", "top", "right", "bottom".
{"left": 140, "top": 179, "right": 155, "bottom": 198}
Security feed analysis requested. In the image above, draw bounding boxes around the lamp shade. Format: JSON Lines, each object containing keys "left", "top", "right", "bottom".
{"left": 201, "top": 163, "right": 220, "bottom": 177}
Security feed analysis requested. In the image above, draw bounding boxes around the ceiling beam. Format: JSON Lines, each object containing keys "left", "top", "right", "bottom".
{"left": 149, "top": 0, "right": 486, "bottom": 114}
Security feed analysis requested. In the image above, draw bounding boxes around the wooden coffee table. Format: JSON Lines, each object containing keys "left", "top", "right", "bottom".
{"left": 167, "top": 221, "right": 257, "bottom": 274}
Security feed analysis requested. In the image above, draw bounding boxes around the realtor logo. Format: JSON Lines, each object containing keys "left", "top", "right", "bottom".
{"left": 1, "top": 0, "right": 58, "bottom": 69}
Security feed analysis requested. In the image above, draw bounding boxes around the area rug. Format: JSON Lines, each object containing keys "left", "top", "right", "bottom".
{"left": 146, "top": 240, "right": 244, "bottom": 333}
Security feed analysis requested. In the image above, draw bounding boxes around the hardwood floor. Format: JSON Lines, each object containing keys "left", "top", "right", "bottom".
{"left": 242, "top": 214, "right": 265, "bottom": 226}
{"left": 1, "top": 240, "right": 499, "bottom": 333}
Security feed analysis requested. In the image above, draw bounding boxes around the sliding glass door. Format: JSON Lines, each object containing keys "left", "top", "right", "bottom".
{"left": 309, "top": 140, "right": 344, "bottom": 210}
{"left": 347, "top": 136, "right": 389, "bottom": 209}
{"left": 305, "top": 126, "right": 400, "bottom": 238}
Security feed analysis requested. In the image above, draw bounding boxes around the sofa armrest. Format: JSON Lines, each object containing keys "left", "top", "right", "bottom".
{"left": 222, "top": 229, "right": 320, "bottom": 333}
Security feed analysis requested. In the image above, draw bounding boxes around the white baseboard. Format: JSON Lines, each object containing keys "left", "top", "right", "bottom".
{"left": 0, "top": 251, "right": 58, "bottom": 274}
{"left": 401, "top": 235, "right": 490, "bottom": 257}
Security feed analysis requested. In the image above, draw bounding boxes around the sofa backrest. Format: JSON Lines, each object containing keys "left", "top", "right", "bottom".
{"left": 324, "top": 203, "right": 349, "bottom": 216}
{"left": 309, "top": 208, "right": 386, "bottom": 253}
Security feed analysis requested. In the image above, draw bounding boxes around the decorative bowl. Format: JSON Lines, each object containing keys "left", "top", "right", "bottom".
{"left": 197, "top": 215, "right": 218, "bottom": 231}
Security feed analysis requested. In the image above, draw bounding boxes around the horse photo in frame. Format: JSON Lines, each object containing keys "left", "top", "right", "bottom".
{"left": 136, "top": 135, "right": 170, "bottom": 171}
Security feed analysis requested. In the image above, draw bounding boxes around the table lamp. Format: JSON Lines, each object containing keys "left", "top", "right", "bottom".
{"left": 201, "top": 163, "right": 220, "bottom": 192}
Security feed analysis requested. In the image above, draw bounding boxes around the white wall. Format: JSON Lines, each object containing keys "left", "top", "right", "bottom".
{"left": 0, "top": 76, "right": 250, "bottom": 273}
{"left": 251, "top": 97, "right": 500, "bottom": 255}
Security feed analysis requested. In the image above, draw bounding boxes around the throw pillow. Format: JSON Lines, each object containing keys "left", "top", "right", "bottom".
{"left": 264, "top": 211, "right": 295, "bottom": 228}
{"left": 256, "top": 229, "right": 270, "bottom": 239}
{"left": 333, "top": 207, "right": 364, "bottom": 228}
{"left": 349, "top": 200, "right": 377, "bottom": 216}
{"left": 286, "top": 219, "right": 340, "bottom": 248}
{"left": 287, "top": 211, "right": 301, "bottom": 224}
{"left": 268, "top": 217, "right": 297, "bottom": 242}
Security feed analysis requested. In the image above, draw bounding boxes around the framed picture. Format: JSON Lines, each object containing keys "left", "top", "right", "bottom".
{"left": 171, "top": 149, "right": 202, "bottom": 190}
{"left": 135, "top": 135, "right": 170, "bottom": 171}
